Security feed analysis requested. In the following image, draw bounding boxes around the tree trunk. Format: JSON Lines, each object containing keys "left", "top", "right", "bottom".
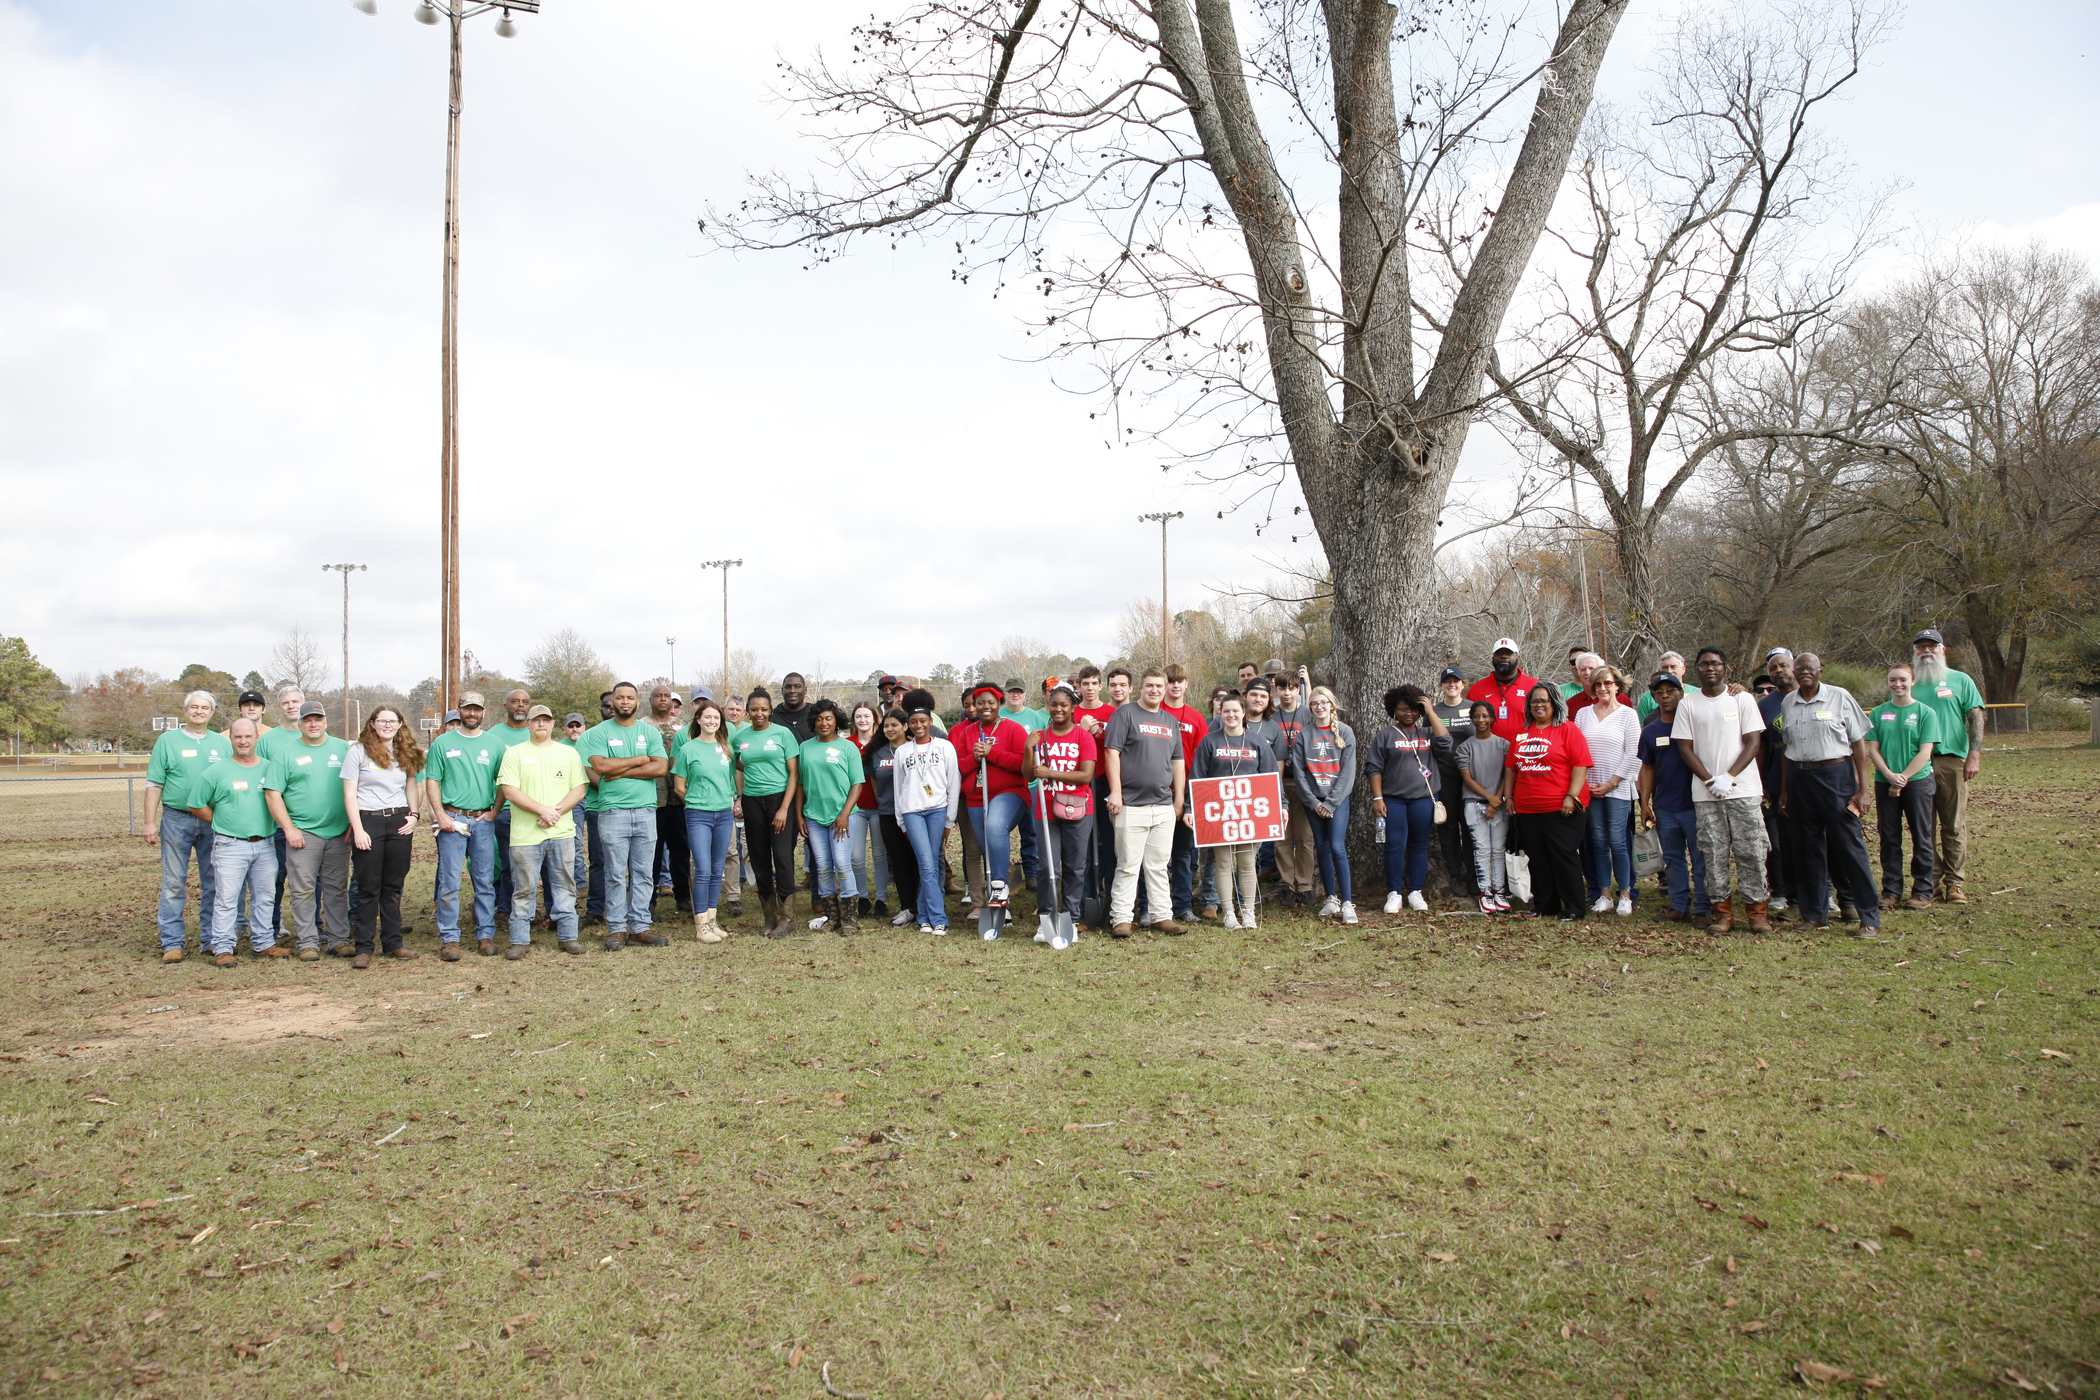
{"left": 1963, "top": 599, "right": 2028, "bottom": 705}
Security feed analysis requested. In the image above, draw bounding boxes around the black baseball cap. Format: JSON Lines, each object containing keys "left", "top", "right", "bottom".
{"left": 564, "top": 712, "right": 586, "bottom": 726}
{"left": 1913, "top": 627, "right": 1944, "bottom": 645}
{"left": 1649, "top": 672, "right": 1683, "bottom": 692}
{"left": 1439, "top": 667, "right": 1465, "bottom": 683}
{"left": 237, "top": 689, "right": 266, "bottom": 707}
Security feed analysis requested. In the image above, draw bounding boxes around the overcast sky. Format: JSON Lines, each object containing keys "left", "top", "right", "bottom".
{"left": 1, "top": 0, "right": 2093, "bottom": 692}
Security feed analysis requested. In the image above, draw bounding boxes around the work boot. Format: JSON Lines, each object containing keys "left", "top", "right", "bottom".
{"left": 440, "top": 943, "right": 461, "bottom": 962}
{"left": 213, "top": 952, "right": 237, "bottom": 968}
{"left": 351, "top": 952, "right": 372, "bottom": 969}
{"left": 629, "top": 931, "right": 670, "bottom": 947}
{"left": 1943, "top": 882, "right": 1967, "bottom": 904}
{"left": 161, "top": 948, "right": 184, "bottom": 963}
{"left": 1708, "top": 898, "right": 1734, "bottom": 935}
{"left": 840, "top": 899, "right": 860, "bottom": 936}
{"left": 1746, "top": 900, "right": 1772, "bottom": 934}
{"left": 477, "top": 937, "right": 497, "bottom": 957}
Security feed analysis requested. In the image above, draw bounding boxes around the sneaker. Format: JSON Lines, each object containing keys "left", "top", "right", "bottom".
{"left": 1591, "top": 895, "right": 1613, "bottom": 913}
{"left": 504, "top": 945, "right": 528, "bottom": 960}
{"left": 1383, "top": 891, "right": 1403, "bottom": 915}
{"left": 1339, "top": 902, "right": 1359, "bottom": 925}
{"left": 1220, "top": 912, "right": 1242, "bottom": 930}
{"left": 1493, "top": 895, "right": 1512, "bottom": 913}
{"left": 1770, "top": 896, "right": 1789, "bottom": 912}
{"left": 890, "top": 910, "right": 914, "bottom": 927}
{"left": 1615, "top": 896, "right": 1632, "bottom": 916}
{"left": 1479, "top": 894, "right": 1498, "bottom": 914}
{"left": 1033, "top": 927, "right": 1049, "bottom": 944}
{"left": 1406, "top": 891, "right": 1429, "bottom": 912}
{"left": 1240, "top": 911, "right": 1258, "bottom": 930}
{"left": 919, "top": 923, "right": 936, "bottom": 935}
{"left": 1317, "top": 896, "right": 1341, "bottom": 918}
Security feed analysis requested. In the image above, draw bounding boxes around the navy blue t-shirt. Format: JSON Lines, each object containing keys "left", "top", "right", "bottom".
{"left": 1638, "top": 717, "right": 1697, "bottom": 813}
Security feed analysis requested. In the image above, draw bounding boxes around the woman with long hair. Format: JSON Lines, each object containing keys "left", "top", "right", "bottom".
{"left": 675, "top": 699, "right": 738, "bottom": 942}
{"left": 1497, "top": 684, "right": 1592, "bottom": 921}
{"left": 730, "top": 688, "right": 801, "bottom": 936}
{"left": 865, "top": 708, "right": 922, "bottom": 926}
{"left": 892, "top": 688, "right": 960, "bottom": 934}
{"left": 1024, "top": 684, "right": 1098, "bottom": 934}
{"left": 343, "top": 706, "right": 425, "bottom": 968}
{"left": 798, "top": 700, "right": 866, "bottom": 934}
{"left": 1188, "top": 693, "right": 1275, "bottom": 929}
{"left": 1287, "top": 685, "right": 1360, "bottom": 925}
{"left": 1366, "top": 683, "right": 1451, "bottom": 914}
{"left": 1575, "top": 664, "right": 1643, "bottom": 914}
{"left": 846, "top": 701, "right": 892, "bottom": 920}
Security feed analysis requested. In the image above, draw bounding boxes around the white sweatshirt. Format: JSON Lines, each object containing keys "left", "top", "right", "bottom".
{"left": 892, "top": 738, "right": 961, "bottom": 824}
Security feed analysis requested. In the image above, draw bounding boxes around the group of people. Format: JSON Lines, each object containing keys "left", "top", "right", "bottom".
{"left": 142, "top": 630, "right": 1988, "bottom": 962}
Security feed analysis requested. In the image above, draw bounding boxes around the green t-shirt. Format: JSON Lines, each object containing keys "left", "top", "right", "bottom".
{"left": 1559, "top": 681, "right": 1585, "bottom": 701}
{"left": 797, "top": 736, "right": 864, "bottom": 824}
{"left": 1635, "top": 690, "right": 1660, "bottom": 723}
{"left": 496, "top": 738, "right": 587, "bottom": 846}
{"left": 1914, "top": 669, "right": 1983, "bottom": 759}
{"left": 1869, "top": 696, "right": 1943, "bottom": 776}
{"left": 262, "top": 736, "right": 352, "bottom": 838}
{"left": 426, "top": 728, "right": 503, "bottom": 812}
{"left": 256, "top": 725, "right": 302, "bottom": 767}
{"left": 490, "top": 722, "right": 534, "bottom": 759}
{"left": 1001, "top": 705, "right": 1050, "bottom": 734}
{"left": 192, "top": 758, "right": 276, "bottom": 839}
{"left": 731, "top": 724, "right": 799, "bottom": 797}
{"left": 576, "top": 719, "right": 666, "bottom": 810}
{"left": 146, "top": 727, "right": 230, "bottom": 810}
{"left": 674, "top": 736, "right": 739, "bottom": 811}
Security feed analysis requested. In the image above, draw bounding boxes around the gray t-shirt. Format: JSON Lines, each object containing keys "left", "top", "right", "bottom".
{"left": 340, "top": 744, "right": 411, "bottom": 811}
{"left": 1103, "top": 703, "right": 1184, "bottom": 807}
{"left": 1456, "top": 735, "right": 1510, "bottom": 806}
{"left": 1364, "top": 723, "right": 1448, "bottom": 800}
{"left": 866, "top": 742, "right": 899, "bottom": 816}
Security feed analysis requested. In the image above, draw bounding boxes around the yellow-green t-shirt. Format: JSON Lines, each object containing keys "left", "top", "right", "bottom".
{"left": 496, "top": 739, "right": 587, "bottom": 846}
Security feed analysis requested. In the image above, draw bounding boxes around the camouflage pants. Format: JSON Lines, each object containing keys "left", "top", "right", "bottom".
{"left": 1695, "top": 796, "right": 1769, "bottom": 903}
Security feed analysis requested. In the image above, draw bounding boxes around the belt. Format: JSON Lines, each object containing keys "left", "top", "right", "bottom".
{"left": 235, "top": 835, "right": 266, "bottom": 843}
{"left": 1793, "top": 757, "right": 1848, "bottom": 770}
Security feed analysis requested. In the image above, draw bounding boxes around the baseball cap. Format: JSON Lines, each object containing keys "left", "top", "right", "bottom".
{"left": 1439, "top": 667, "right": 1465, "bottom": 683}
{"left": 689, "top": 685, "right": 714, "bottom": 704}
{"left": 1764, "top": 646, "right": 1793, "bottom": 662}
{"left": 1913, "top": 627, "right": 1944, "bottom": 645}
{"left": 238, "top": 689, "right": 266, "bottom": 707}
{"left": 1004, "top": 677, "right": 1025, "bottom": 693}
{"left": 297, "top": 701, "right": 327, "bottom": 719}
{"left": 1261, "top": 657, "right": 1287, "bottom": 675}
{"left": 458, "top": 691, "right": 486, "bottom": 708}
{"left": 444, "top": 709, "right": 462, "bottom": 723}
{"left": 1648, "top": 671, "right": 1683, "bottom": 692}
{"left": 1492, "top": 637, "right": 1520, "bottom": 655}
{"left": 1244, "top": 678, "right": 1271, "bottom": 694}
{"left": 526, "top": 704, "right": 554, "bottom": 721}
{"left": 564, "top": 712, "right": 586, "bottom": 727}
{"left": 878, "top": 674, "right": 899, "bottom": 688}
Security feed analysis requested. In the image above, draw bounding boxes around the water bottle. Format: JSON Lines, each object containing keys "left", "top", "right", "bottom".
{"left": 1374, "top": 816, "right": 1386, "bottom": 844}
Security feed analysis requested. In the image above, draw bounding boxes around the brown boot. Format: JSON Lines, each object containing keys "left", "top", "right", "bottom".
{"left": 1943, "top": 882, "right": 1967, "bottom": 904}
{"left": 759, "top": 896, "right": 781, "bottom": 938}
{"left": 1708, "top": 898, "right": 1734, "bottom": 934}
{"left": 1746, "top": 900, "right": 1772, "bottom": 934}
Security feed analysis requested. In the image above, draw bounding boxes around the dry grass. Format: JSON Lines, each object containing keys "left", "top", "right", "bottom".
{"left": 0, "top": 740, "right": 2094, "bottom": 1397}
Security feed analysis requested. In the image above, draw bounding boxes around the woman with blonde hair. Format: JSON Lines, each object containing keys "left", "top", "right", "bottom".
{"left": 343, "top": 706, "right": 425, "bottom": 967}
{"left": 1286, "top": 684, "right": 1360, "bottom": 924}
{"left": 1575, "top": 665, "right": 1642, "bottom": 914}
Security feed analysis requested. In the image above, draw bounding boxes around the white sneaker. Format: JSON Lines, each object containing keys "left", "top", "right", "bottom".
{"left": 1770, "top": 896, "right": 1789, "bottom": 912}
{"left": 1220, "top": 912, "right": 1242, "bottom": 930}
{"left": 1479, "top": 894, "right": 1497, "bottom": 914}
{"left": 1591, "top": 895, "right": 1614, "bottom": 913}
{"left": 1615, "top": 896, "right": 1633, "bottom": 916}
{"left": 1339, "top": 901, "right": 1359, "bottom": 925}
{"left": 890, "top": 910, "right": 913, "bottom": 927}
{"left": 921, "top": 923, "right": 938, "bottom": 935}
{"left": 1493, "top": 894, "right": 1512, "bottom": 912}
{"left": 1406, "top": 890, "right": 1429, "bottom": 912}
{"left": 1033, "top": 928, "right": 1049, "bottom": 944}
{"left": 1318, "top": 896, "right": 1342, "bottom": 918}
{"left": 1238, "top": 908, "right": 1257, "bottom": 929}
{"left": 1383, "top": 891, "right": 1403, "bottom": 914}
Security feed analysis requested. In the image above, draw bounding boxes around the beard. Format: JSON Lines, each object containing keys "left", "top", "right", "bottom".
{"left": 1492, "top": 659, "right": 1519, "bottom": 682}
{"left": 1913, "top": 652, "right": 1949, "bottom": 685}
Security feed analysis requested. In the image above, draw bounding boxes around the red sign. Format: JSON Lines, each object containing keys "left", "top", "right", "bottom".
{"left": 1189, "top": 772, "right": 1286, "bottom": 848}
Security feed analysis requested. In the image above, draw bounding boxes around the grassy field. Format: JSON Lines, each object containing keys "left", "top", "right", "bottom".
{"left": 0, "top": 738, "right": 2094, "bottom": 1398}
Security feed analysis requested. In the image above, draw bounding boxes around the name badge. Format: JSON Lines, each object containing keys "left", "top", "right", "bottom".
{"left": 296, "top": 756, "right": 313, "bottom": 766}
{"left": 231, "top": 781, "right": 249, "bottom": 791}
{"left": 1878, "top": 713, "right": 1894, "bottom": 722}
{"left": 522, "top": 757, "right": 538, "bottom": 766}
{"left": 1815, "top": 711, "right": 1833, "bottom": 720}
{"left": 445, "top": 748, "right": 462, "bottom": 758}
{"left": 610, "top": 739, "right": 625, "bottom": 748}
{"left": 1937, "top": 686, "right": 1953, "bottom": 698}
{"left": 181, "top": 749, "right": 198, "bottom": 758}
{"left": 1655, "top": 737, "right": 1669, "bottom": 746}
{"left": 1719, "top": 710, "right": 1736, "bottom": 721}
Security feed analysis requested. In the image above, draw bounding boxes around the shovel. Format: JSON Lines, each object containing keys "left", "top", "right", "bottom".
{"left": 1034, "top": 778, "right": 1076, "bottom": 950}
{"left": 975, "top": 754, "right": 1008, "bottom": 941}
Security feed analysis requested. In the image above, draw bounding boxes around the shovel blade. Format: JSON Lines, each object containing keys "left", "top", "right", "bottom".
{"left": 977, "top": 907, "right": 1006, "bottom": 940}
{"left": 1048, "top": 913, "right": 1076, "bottom": 950}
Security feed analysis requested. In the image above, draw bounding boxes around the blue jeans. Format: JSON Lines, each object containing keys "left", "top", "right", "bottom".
{"left": 156, "top": 809, "right": 217, "bottom": 951}
{"left": 1168, "top": 802, "right": 1196, "bottom": 918}
{"left": 685, "top": 807, "right": 735, "bottom": 913}
{"left": 1380, "top": 796, "right": 1435, "bottom": 895}
{"left": 209, "top": 838, "right": 277, "bottom": 954}
{"left": 807, "top": 819, "right": 857, "bottom": 900}
{"left": 900, "top": 808, "right": 949, "bottom": 929}
{"left": 848, "top": 808, "right": 888, "bottom": 905}
{"left": 508, "top": 838, "right": 577, "bottom": 945}
{"left": 966, "top": 792, "right": 1026, "bottom": 893}
{"left": 1309, "top": 797, "right": 1352, "bottom": 901}
{"left": 1654, "top": 805, "right": 1710, "bottom": 914}
{"left": 434, "top": 812, "right": 498, "bottom": 942}
{"left": 1587, "top": 795, "right": 1634, "bottom": 897}
{"left": 584, "top": 808, "right": 606, "bottom": 920}
{"left": 595, "top": 807, "right": 657, "bottom": 935}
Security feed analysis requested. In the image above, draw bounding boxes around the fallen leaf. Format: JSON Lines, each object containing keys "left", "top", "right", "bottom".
{"left": 1817, "top": 1221, "right": 1840, "bottom": 1234}
{"left": 1543, "top": 1226, "right": 1565, "bottom": 1241}
{"left": 1755, "top": 1058, "right": 1769, "bottom": 1070}
{"left": 1887, "top": 1225, "right": 1915, "bottom": 1241}
{"left": 2003, "top": 1369, "right": 2042, "bottom": 1392}
{"left": 1725, "top": 1255, "right": 1738, "bottom": 1273}
{"left": 653, "top": 1038, "right": 675, "bottom": 1047}
{"left": 334, "top": 1346, "right": 348, "bottom": 1374}
{"left": 788, "top": 1345, "right": 806, "bottom": 1370}
{"left": 500, "top": 1312, "right": 536, "bottom": 1338}
{"left": 1735, "top": 1320, "right": 1770, "bottom": 1334}
{"left": 1424, "top": 1251, "right": 1457, "bottom": 1263}
{"left": 188, "top": 1223, "right": 217, "bottom": 1246}
{"left": 1852, "top": 1239, "right": 1882, "bottom": 1255}
{"left": 1739, "top": 1214, "right": 1769, "bottom": 1231}
{"left": 1693, "top": 1196, "right": 1721, "bottom": 1212}
{"left": 325, "top": 1315, "right": 344, "bottom": 1335}
{"left": 849, "top": 1272, "right": 878, "bottom": 1285}
{"left": 1832, "top": 1173, "right": 1887, "bottom": 1188}
{"left": 2040, "top": 1049, "right": 2073, "bottom": 1061}
{"left": 1796, "top": 1360, "right": 1854, "bottom": 1384}
{"left": 1964, "top": 1247, "right": 1983, "bottom": 1259}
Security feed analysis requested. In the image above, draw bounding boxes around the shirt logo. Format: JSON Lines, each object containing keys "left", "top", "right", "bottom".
{"left": 1135, "top": 722, "right": 1173, "bottom": 739}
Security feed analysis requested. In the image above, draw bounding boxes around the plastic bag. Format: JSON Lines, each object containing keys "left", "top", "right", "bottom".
{"left": 1633, "top": 823, "right": 1665, "bottom": 880}
{"left": 1505, "top": 850, "right": 1533, "bottom": 905}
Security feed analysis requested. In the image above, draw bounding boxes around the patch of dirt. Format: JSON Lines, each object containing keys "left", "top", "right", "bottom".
{"left": 92, "top": 987, "right": 368, "bottom": 1046}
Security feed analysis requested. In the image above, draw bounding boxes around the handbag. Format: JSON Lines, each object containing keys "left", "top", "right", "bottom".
{"left": 1050, "top": 787, "right": 1089, "bottom": 822}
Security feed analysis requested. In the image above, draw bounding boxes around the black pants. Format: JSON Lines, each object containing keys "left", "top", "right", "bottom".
{"left": 879, "top": 813, "right": 920, "bottom": 914}
{"left": 1874, "top": 777, "right": 1936, "bottom": 900}
{"left": 1514, "top": 809, "right": 1585, "bottom": 917}
{"left": 741, "top": 792, "right": 797, "bottom": 901}
{"left": 1036, "top": 813, "right": 1093, "bottom": 920}
{"left": 352, "top": 808, "right": 413, "bottom": 954}
{"left": 655, "top": 804, "right": 691, "bottom": 911}
{"left": 1763, "top": 803, "right": 1801, "bottom": 910}
{"left": 1436, "top": 762, "right": 1475, "bottom": 895}
{"left": 1790, "top": 764, "right": 1880, "bottom": 927}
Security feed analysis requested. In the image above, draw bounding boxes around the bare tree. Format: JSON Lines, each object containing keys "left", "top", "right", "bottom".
{"left": 524, "top": 628, "right": 617, "bottom": 726}
{"left": 267, "top": 625, "right": 330, "bottom": 697}
{"left": 1487, "top": 0, "right": 1887, "bottom": 674}
{"left": 709, "top": 0, "right": 1628, "bottom": 741}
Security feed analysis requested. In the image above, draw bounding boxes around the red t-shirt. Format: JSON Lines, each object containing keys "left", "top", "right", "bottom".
{"left": 1504, "top": 723, "right": 1594, "bottom": 815}
{"left": 1029, "top": 727, "right": 1099, "bottom": 817}
{"left": 850, "top": 733, "right": 880, "bottom": 810}
{"left": 1073, "top": 703, "right": 1117, "bottom": 762}
{"left": 1566, "top": 691, "right": 1594, "bottom": 721}
{"left": 1466, "top": 671, "right": 1542, "bottom": 742}
{"left": 949, "top": 719, "right": 1029, "bottom": 807}
{"left": 1163, "top": 703, "right": 1206, "bottom": 774}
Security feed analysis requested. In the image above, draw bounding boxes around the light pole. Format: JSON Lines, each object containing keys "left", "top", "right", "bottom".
{"left": 350, "top": 0, "right": 537, "bottom": 716}
{"left": 699, "top": 560, "right": 743, "bottom": 694}
{"left": 1137, "top": 512, "right": 1183, "bottom": 664}
{"left": 666, "top": 637, "right": 678, "bottom": 689}
{"left": 321, "top": 564, "right": 367, "bottom": 739}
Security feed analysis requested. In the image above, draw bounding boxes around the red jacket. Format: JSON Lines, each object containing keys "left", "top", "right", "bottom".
{"left": 1466, "top": 671, "right": 1541, "bottom": 742}
{"left": 950, "top": 719, "right": 1029, "bottom": 807}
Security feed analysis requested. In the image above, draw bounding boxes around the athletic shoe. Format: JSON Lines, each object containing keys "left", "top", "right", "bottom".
{"left": 1615, "top": 896, "right": 1632, "bottom": 916}
{"left": 891, "top": 910, "right": 914, "bottom": 927}
{"left": 1479, "top": 894, "right": 1498, "bottom": 914}
{"left": 1339, "top": 902, "right": 1359, "bottom": 925}
{"left": 1591, "top": 895, "right": 1613, "bottom": 913}
{"left": 1383, "top": 891, "right": 1403, "bottom": 914}
{"left": 1033, "top": 928, "right": 1049, "bottom": 944}
{"left": 1406, "top": 891, "right": 1429, "bottom": 912}
{"left": 1220, "top": 912, "right": 1242, "bottom": 930}
{"left": 1317, "top": 896, "right": 1341, "bottom": 918}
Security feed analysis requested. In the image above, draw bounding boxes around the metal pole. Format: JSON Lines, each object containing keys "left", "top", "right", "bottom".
{"left": 439, "top": 3, "right": 464, "bottom": 715}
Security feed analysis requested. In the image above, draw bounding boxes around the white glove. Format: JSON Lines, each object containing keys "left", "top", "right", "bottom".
{"left": 1705, "top": 772, "right": 1736, "bottom": 800}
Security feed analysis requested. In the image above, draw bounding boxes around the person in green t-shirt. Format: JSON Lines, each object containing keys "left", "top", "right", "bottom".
{"left": 1909, "top": 629, "right": 1985, "bottom": 900}
{"left": 797, "top": 702, "right": 866, "bottom": 932}
{"left": 143, "top": 688, "right": 228, "bottom": 960}
{"left": 263, "top": 701, "right": 354, "bottom": 959}
{"left": 190, "top": 718, "right": 280, "bottom": 963}
{"left": 577, "top": 683, "right": 669, "bottom": 948}
{"left": 495, "top": 705, "right": 589, "bottom": 955}
{"left": 674, "top": 699, "right": 741, "bottom": 940}
{"left": 1635, "top": 652, "right": 1686, "bottom": 722}
{"left": 424, "top": 694, "right": 504, "bottom": 957}
{"left": 731, "top": 689, "right": 803, "bottom": 935}
{"left": 1869, "top": 662, "right": 1942, "bottom": 909}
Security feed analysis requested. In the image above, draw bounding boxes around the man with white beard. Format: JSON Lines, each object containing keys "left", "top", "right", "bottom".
{"left": 1909, "top": 629, "right": 1985, "bottom": 903}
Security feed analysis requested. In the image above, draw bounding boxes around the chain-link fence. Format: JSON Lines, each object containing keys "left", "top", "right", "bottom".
{"left": 0, "top": 776, "right": 148, "bottom": 841}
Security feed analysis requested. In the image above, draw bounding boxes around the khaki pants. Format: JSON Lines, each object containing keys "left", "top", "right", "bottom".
{"left": 1929, "top": 752, "right": 1968, "bottom": 886}
{"left": 1276, "top": 780, "right": 1320, "bottom": 894}
{"left": 1110, "top": 804, "right": 1177, "bottom": 927}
